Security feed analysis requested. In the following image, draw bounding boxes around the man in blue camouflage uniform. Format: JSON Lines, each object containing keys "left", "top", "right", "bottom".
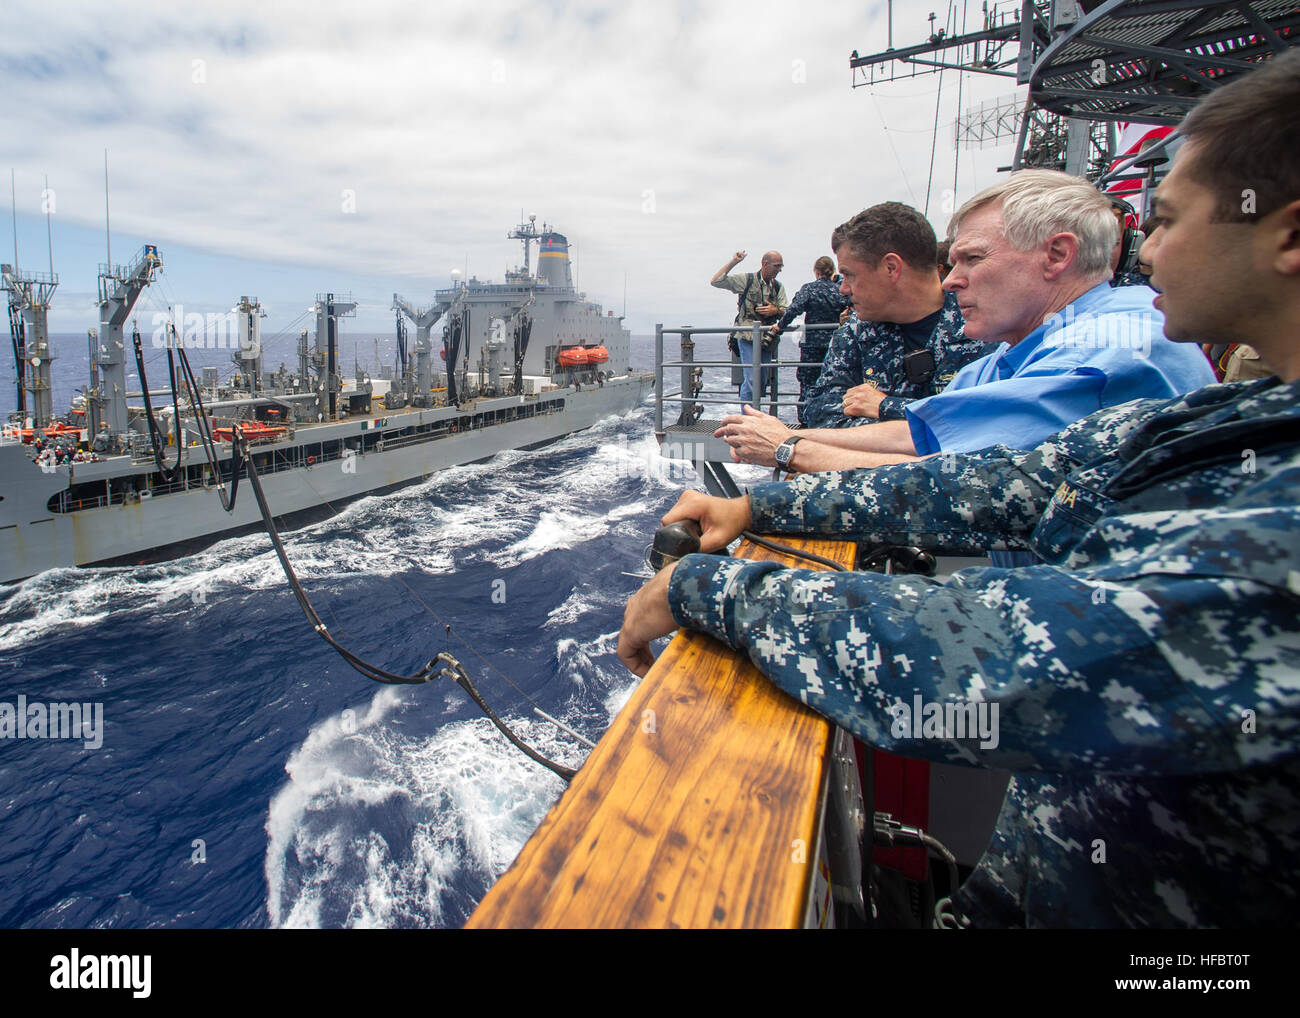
{"left": 800, "top": 290, "right": 981, "bottom": 428}
{"left": 768, "top": 256, "right": 850, "bottom": 423}
{"left": 776, "top": 203, "right": 985, "bottom": 431}
{"left": 618, "top": 50, "right": 1300, "bottom": 927}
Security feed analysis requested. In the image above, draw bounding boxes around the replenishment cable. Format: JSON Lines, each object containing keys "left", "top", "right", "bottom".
{"left": 237, "top": 425, "right": 576, "bottom": 781}
{"left": 130, "top": 322, "right": 184, "bottom": 480}
{"left": 159, "top": 336, "right": 577, "bottom": 781}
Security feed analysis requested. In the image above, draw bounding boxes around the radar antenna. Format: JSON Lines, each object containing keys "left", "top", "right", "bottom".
{"left": 508, "top": 214, "right": 541, "bottom": 277}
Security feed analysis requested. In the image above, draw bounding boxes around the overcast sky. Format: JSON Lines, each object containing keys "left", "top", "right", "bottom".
{"left": 3, "top": 0, "right": 1022, "bottom": 353}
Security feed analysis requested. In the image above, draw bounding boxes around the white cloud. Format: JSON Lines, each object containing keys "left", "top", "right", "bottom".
{"left": 2, "top": 0, "right": 1019, "bottom": 335}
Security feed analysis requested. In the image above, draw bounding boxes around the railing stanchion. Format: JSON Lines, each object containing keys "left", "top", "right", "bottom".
{"left": 654, "top": 323, "right": 664, "bottom": 434}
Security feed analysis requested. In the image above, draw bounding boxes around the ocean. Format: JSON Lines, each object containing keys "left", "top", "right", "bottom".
{"left": 0, "top": 333, "right": 799, "bottom": 928}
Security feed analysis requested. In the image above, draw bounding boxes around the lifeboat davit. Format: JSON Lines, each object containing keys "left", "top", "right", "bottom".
{"left": 556, "top": 347, "right": 590, "bottom": 368}
{"left": 585, "top": 346, "right": 610, "bottom": 364}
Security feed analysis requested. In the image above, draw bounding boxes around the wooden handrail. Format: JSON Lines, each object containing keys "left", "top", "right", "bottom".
{"left": 466, "top": 535, "right": 857, "bottom": 929}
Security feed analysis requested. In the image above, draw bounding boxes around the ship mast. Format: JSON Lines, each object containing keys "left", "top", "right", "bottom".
{"left": 850, "top": 0, "right": 1297, "bottom": 202}
{"left": 849, "top": 1, "right": 1108, "bottom": 181}
{"left": 508, "top": 214, "right": 541, "bottom": 278}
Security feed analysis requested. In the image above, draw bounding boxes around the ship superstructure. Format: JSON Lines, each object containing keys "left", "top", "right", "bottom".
{"left": 0, "top": 216, "right": 652, "bottom": 584}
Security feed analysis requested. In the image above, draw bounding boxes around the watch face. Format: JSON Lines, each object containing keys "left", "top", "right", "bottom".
{"left": 775, "top": 440, "right": 792, "bottom": 467}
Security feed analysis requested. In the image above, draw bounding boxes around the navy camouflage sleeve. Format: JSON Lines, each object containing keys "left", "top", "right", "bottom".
{"left": 776, "top": 283, "right": 811, "bottom": 333}
{"left": 875, "top": 395, "right": 909, "bottom": 421}
{"left": 666, "top": 519, "right": 1296, "bottom": 775}
{"left": 747, "top": 441, "right": 1067, "bottom": 555}
{"left": 800, "top": 322, "right": 864, "bottom": 429}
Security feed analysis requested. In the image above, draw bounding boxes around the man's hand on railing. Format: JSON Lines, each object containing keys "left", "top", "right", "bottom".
{"left": 617, "top": 563, "right": 679, "bottom": 677}
{"left": 713, "top": 404, "right": 793, "bottom": 468}
{"left": 661, "top": 489, "right": 753, "bottom": 553}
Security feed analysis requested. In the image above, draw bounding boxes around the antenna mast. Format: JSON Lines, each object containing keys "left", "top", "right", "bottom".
{"left": 10, "top": 169, "right": 17, "bottom": 272}
{"left": 103, "top": 150, "right": 111, "bottom": 269}
{"left": 45, "top": 174, "right": 54, "bottom": 276}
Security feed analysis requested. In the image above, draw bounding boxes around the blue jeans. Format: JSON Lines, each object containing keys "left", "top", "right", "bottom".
{"left": 737, "top": 338, "right": 775, "bottom": 404}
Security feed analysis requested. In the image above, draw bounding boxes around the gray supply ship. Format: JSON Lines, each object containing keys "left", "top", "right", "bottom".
{"left": 0, "top": 216, "right": 653, "bottom": 584}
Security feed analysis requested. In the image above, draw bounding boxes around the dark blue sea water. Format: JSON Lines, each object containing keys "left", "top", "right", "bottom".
{"left": 0, "top": 333, "right": 794, "bottom": 928}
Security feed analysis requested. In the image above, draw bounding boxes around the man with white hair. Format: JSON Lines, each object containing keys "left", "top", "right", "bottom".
{"left": 716, "top": 171, "right": 1213, "bottom": 473}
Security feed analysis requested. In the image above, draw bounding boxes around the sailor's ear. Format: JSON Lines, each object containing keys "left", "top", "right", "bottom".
{"left": 1042, "top": 232, "right": 1080, "bottom": 280}
{"left": 1267, "top": 198, "right": 1300, "bottom": 278}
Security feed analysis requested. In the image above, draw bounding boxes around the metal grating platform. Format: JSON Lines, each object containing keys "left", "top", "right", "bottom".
{"left": 660, "top": 419, "right": 733, "bottom": 463}
{"left": 1031, "top": 0, "right": 1299, "bottom": 125}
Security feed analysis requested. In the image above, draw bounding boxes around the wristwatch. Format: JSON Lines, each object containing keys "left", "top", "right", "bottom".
{"left": 774, "top": 435, "right": 802, "bottom": 469}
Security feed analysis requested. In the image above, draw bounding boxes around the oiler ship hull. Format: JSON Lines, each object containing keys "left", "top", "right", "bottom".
{"left": 0, "top": 374, "right": 652, "bottom": 584}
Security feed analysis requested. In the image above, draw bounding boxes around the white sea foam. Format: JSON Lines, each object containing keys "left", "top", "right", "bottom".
{"left": 264, "top": 686, "right": 583, "bottom": 928}
{"left": 264, "top": 618, "right": 637, "bottom": 929}
{"left": 495, "top": 510, "right": 612, "bottom": 566}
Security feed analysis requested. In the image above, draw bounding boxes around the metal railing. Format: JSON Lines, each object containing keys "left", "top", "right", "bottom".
{"left": 653, "top": 321, "right": 839, "bottom": 434}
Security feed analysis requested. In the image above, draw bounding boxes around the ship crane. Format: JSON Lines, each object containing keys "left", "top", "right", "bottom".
{"left": 232, "top": 296, "right": 266, "bottom": 394}
{"left": 392, "top": 292, "right": 445, "bottom": 407}
{"left": 2, "top": 263, "right": 58, "bottom": 428}
{"left": 312, "top": 292, "right": 356, "bottom": 421}
{"left": 5, "top": 172, "right": 61, "bottom": 430}
{"left": 93, "top": 244, "right": 161, "bottom": 446}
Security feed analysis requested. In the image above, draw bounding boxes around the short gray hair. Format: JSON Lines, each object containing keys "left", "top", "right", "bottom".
{"left": 948, "top": 169, "right": 1118, "bottom": 278}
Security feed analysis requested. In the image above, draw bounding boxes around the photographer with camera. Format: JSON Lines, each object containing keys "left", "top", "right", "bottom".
{"left": 711, "top": 248, "right": 787, "bottom": 403}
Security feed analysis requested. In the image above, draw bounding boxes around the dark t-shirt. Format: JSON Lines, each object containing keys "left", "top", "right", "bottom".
{"left": 899, "top": 306, "right": 945, "bottom": 351}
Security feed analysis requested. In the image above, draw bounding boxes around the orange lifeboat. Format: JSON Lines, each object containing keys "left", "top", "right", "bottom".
{"left": 585, "top": 346, "right": 610, "bottom": 364}
{"left": 556, "top": 347, "right": 590, "bottom": 368}
{"left": 214, "top": 422, "right": 287, "bottom": 443}
{"left": 15, "top": 422, "right": 84, "bottom": 444}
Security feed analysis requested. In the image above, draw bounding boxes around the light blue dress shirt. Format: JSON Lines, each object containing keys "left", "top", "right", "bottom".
{"left": 906, "top": 282, "right": 1215, "bottom": 456}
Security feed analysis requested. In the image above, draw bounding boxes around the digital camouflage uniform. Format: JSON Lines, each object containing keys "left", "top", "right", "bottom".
{"left": 773, "top": 277, "right": 850, "bottom": 421}
{"left": 668, "top": 376, "right": 1300, "bottom": 927}
{"left": 801, "top": 291, "right": 985, "bottom": 429}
